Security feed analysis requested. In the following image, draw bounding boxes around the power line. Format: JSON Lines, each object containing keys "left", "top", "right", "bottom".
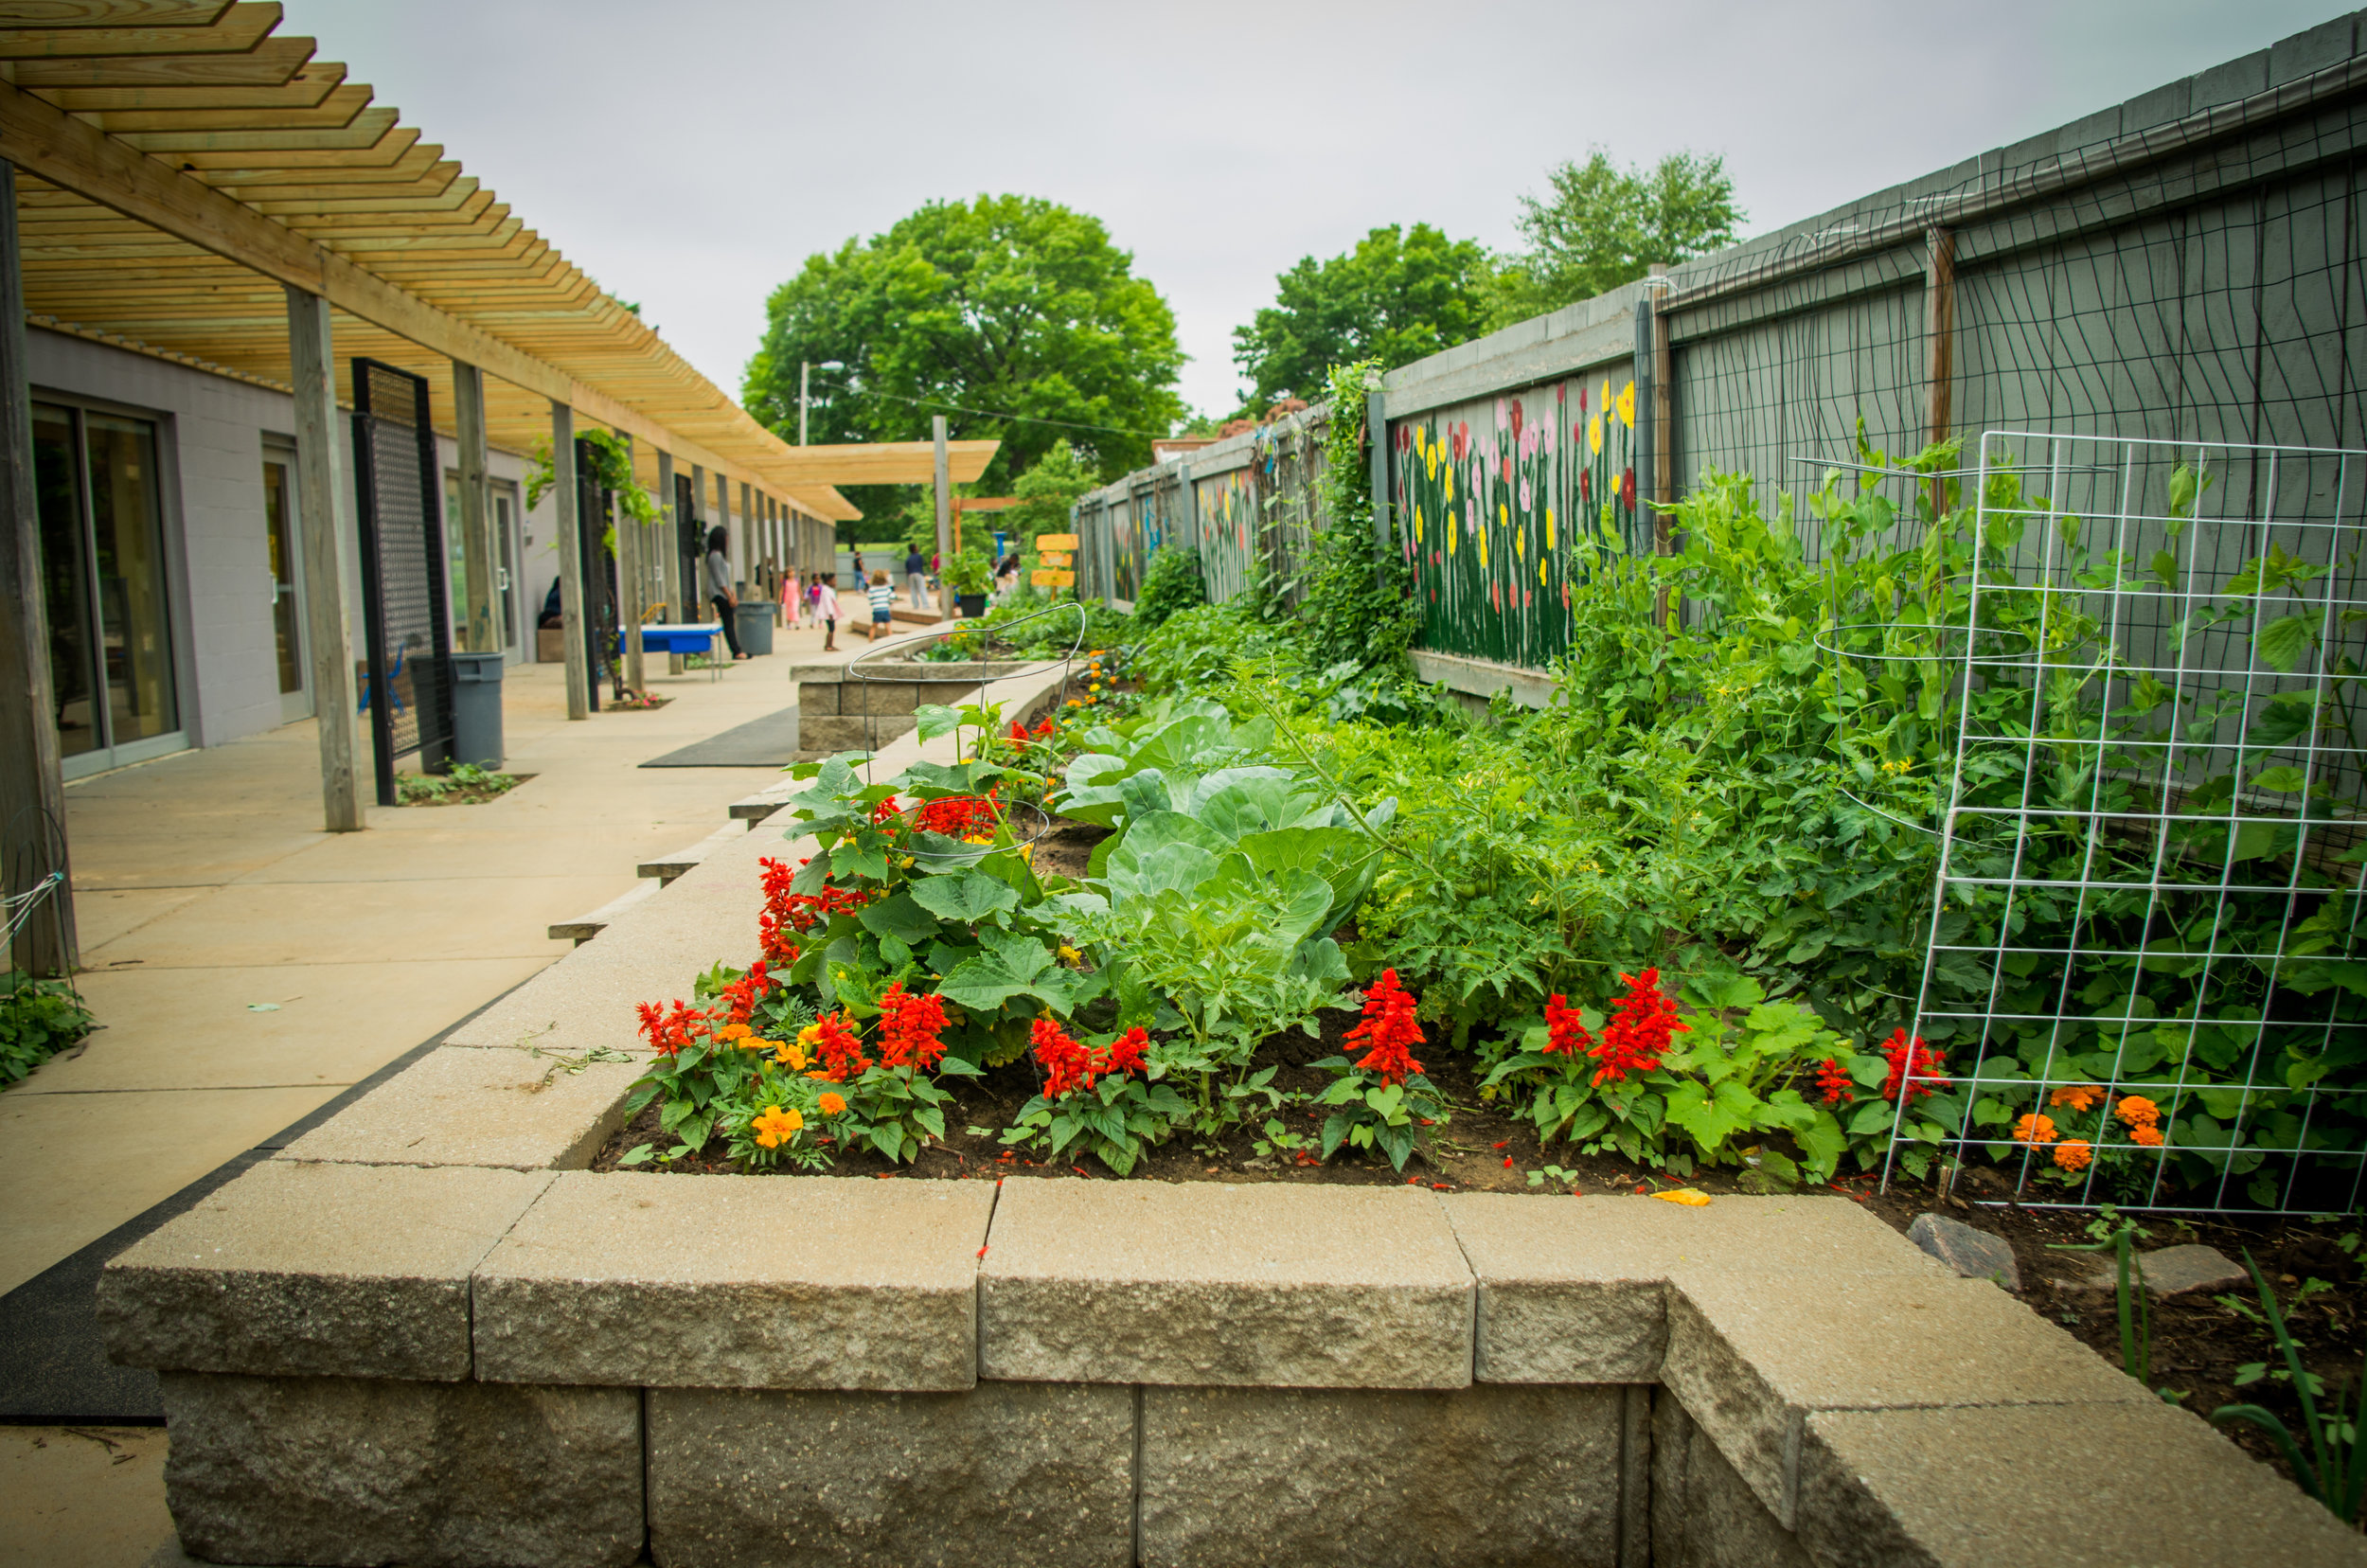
{"left": 809, "top": 375, "right": 1175, "bottom": 441}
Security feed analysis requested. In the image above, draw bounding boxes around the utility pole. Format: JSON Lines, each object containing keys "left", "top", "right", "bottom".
{"left": 799, "top": 360, "right": 843, "bottom": 446}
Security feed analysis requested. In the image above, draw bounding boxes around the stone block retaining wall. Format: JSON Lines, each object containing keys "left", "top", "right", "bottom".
{"left": 94, "top": 664, "right": 2367, "bottom": 1568}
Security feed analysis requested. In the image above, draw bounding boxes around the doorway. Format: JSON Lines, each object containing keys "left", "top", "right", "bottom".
{"left": 34, "top": 400, "right": 185, "bottom": 778}
{"left": 262, "top": 443, "right": 311, "bottom": 722}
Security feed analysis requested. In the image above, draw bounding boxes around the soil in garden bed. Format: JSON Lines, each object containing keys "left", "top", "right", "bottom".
{"left": 590, "top": 996, "right": 2364, "bottom": 1495}
{"left": 397, "top": 772, "right": 533, "bottom": 807}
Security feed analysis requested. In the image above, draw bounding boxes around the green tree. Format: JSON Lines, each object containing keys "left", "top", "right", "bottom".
{"left": 1001, "top": 437, "right": 1096, "bottom": 548}
{"left": 1487, "top": 150, "right": 1742, "bottom": 328}
{"left": 743, "top": 194, "right": 1187, "bottom": 527}
{"left": 1232, "top": 223, "right": 1494, "bottom": 412}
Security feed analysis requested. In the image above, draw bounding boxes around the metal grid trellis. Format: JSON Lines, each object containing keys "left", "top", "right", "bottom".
{"left": 351, "top": 358, "right": 454, "bottom": 806}
{"left": 1895, "top": 429, "right": 2367, "bottom": 1215}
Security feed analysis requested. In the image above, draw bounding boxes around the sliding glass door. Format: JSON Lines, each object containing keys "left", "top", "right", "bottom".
{"left": 34, "top": 401, "right": 183, "bottom": 775}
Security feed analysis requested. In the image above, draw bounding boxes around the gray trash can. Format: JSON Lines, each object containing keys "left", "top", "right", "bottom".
{"left": 449, "top": 650, "right": 505, "bottom": 768}
{"left": 735, "top": 600, "right": 775, "bottom": 656}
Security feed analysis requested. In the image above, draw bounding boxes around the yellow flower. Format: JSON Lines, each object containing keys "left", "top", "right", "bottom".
{"left": 1447, "top": 512, "right": 1457, "bottom": 557}
{"left": 1444, "top": 466, "right": 1453, "bottom": 503}
{"left": 1018, "top": 842, "right": 1035, "bottom": 864}
{"left": 1515, "top": 527, "right": 1526, "bottom": 561}
{"left": 796, "top": 1023, "right": 823, "bottom": 1047}
{"left": 772, "top": 1039, "right": 808, "bottom": 1070}
{"left": 1618, "top": 380, "right": 1636, "bottom": 429}
{"left": 1415, "top": 505, "right": 1424, "bottom": 543}
{"left": 1478, "top": 524, "right": 1489, "bottom": 568}
{"left": 1058, "top": 944, "right": 1081, "bottom": 961}
{"left": 1589, "top": 415, "right": 1603, "bottom": 454}
{"left": 1089, "top": 683, "right": 1102, "bottom": 693}
{"left": 1538, "top": 555, "right": 1547, "bottom": 585}
{"left": 1424, "top": 443, "right": 1438, "bottom": 481}
{"left": 752, "top": 1104, "right": 803, "bottom": 1149}
{"left": 817, "top": 1092, "right": 847, "bottom": 1116}
{"left": 1066, "top": 698, "right": 1084, "bottom": 707}
{"left": 1498, "top": 502, "right": 1507, "bottom": 528}
{"left": 1545, "top": 507, "right": 1556, "bottom": 549}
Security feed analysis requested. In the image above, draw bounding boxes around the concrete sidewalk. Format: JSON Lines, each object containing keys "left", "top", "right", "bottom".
{"left": 1, "top": 628, "right": 845, "bottom": 1302}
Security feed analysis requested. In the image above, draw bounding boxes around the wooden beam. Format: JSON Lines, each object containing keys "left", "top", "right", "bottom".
{"left": 29, "top": 54, "right": 337, "bottom": 110}
{"left": 0, "top": 2, "right": 234, "bottom": 26}
{"left": 115, "top": 102, "right": 392, "bottom": 151}
{"left": 0, "top": 3, "right": 276, "bottom": 58}
{"left": 9, "top": 33, "right": 313, "bottom": 88}
{"left": 762, "top": 438, "right": 999, "bottom": 486}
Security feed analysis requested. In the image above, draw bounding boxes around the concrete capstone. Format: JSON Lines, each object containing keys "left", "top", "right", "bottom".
{"left": 273, "top": 1044, "right": 639, "bottom": 1170}
{"left": 981, "top": 1178, "right": 1473, "bottom": 1388}
{"left": 1441, "top": 1193, "right": 1941, "bottom": 1381}
{"left": 1663, "top": 1271, "right": 2150, "bottom": 1527}
{"left": 98, "top": 1161, "right": 550, "bottom": 1381}
{"left": 473, "top": 1171, "right": 992, "bottom": 1390}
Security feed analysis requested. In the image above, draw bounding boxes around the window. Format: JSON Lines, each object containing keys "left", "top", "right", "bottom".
{"left": 34, "top": 401, "right": 179, "bottom": 768}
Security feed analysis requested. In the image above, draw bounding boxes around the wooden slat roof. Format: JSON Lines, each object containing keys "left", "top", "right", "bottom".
{"left": 0, "top": 5, "right": 989, "bottom": 517}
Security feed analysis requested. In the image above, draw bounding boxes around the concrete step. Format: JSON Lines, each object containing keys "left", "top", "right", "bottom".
{"left": 729, "top": 778, "right": 801, "bottom": 823}
{"left": 546, "top": 877, "right": 661, "bottom": 946}
{"left": 635, "top": 819, "right": 747, "bottom": 885}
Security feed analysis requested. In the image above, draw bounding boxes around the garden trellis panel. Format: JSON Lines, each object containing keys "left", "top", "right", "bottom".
{"left": 1895, "top": 430, "right": 2367, "bottom": 1215}
{"left": 350, "top": 357, "right": 454, "bottom": 807}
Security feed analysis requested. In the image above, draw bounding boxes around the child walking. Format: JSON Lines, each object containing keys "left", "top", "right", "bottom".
{"left": 815, "top": 575, "right": 840, "bottom": 652}
{"left": 866, "top": 568, "right": 895, "bottom": 640}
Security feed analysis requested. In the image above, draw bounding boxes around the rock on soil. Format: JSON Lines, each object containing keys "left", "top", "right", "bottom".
{"left": 1907, "top": 1212, "right": 2020, "bottom": 1292}
{"left": 2062, "top": 1242, "right": 2249, "bottom": 1301}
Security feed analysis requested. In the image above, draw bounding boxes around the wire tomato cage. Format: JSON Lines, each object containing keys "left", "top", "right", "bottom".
{"left": 1880, "top": 431, "right": 2367, "bottom": 1215}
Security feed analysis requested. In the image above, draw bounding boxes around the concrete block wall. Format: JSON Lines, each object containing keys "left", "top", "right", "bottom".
{"left": 87, "top": 664, "right": 2367, "bottom": 1568}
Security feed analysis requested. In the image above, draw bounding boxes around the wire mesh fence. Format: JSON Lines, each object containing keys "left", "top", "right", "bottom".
{"left": 1892, "top": 430, "right": 2367, "bottom": 1213}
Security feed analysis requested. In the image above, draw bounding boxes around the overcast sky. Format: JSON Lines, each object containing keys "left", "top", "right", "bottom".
{"left": 285, "top": 0, "right": 2349, "bottom": 423}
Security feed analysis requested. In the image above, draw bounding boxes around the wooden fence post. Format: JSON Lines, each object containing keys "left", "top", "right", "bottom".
{"left": 1648, "top": 263, "right": 1675, "bottom": 630}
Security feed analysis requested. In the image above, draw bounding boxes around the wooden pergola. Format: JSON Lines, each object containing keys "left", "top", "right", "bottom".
{"left": 0, "top": 1, "right": 995, "bottom": 974}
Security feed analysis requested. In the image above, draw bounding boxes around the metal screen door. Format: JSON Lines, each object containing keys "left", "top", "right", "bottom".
{"left": 352, "top": 358, "right": 454, "bottom": 804}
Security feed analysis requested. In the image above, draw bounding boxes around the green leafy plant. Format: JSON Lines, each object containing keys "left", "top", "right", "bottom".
{"left": 2213, "top": 1249, "right": 2364, "bottom": 1527}
{"left": 1, "top": 971, "right": 94, "bottom": 1087}
{"left": 2049, "top": 1207, "right": 2162, "bottom": 1394}
{"left": 1133, "top": 545, "right": 1207, "bottom": 630}
{"left": 940, "top": 549, "right": 993, "bottom": 596}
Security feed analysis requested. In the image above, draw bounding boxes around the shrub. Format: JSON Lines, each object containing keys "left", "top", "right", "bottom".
{"left": 1132, "top": 545, "right": 1206, "bottom": 630}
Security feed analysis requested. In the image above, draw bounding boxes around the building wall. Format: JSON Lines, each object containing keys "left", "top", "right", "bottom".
{"left": 27, "top": 328, "right": 550, "bottom": 759}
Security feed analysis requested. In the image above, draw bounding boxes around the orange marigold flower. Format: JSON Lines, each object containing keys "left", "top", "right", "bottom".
{"left": 2012, "top": 1112, "right": 2059, "bottom": 1145}
{"left": 714, "top": 1022, "right": 753, "bottom": 1044}
{"left": 751, "top": 1104, "right": 803, "bottom": 1149}
{"left": 2049, "top": 1083, "right": 2104, "bottom": 1112}
{"left": 2053, "top": 1139, "right": 2093, "bottom": 1172}
{"left": 816, "top": 1092, "right": 847, "bottom": 1116}
{"left": 2116, "top": 1095, "right": 2162, "bottom": 1129}
{"left": 2128, "top": 1123, "right": 2164, "bottom": 1148}
{"left": 771, "top": 1039, "right": 808, "bottom": 1070}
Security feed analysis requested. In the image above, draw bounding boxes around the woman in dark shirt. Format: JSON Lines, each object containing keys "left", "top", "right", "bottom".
{"left": 705, "top": 527, "right": 746, "bottom": 661}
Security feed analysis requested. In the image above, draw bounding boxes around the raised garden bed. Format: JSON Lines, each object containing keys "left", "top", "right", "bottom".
{"left": 395, "top": 766, "right": 531, "bottom": 806}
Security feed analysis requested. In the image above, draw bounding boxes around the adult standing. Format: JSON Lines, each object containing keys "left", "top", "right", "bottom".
{"left": 904, "top": 544, "right": 927, "bottom": 608}
{"left": 705, "top": 526, "right": 748, "bottom": 662}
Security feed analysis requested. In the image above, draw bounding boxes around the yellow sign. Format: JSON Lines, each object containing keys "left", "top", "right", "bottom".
{"left": 1035, "top": 533, "right": 1078, "bottom": 551}
{"left": 1037, "top": 551, "right": 1073, "bottom": 568}
{"left": 1032, "top": 569, "right": 1076, "bottom": 588}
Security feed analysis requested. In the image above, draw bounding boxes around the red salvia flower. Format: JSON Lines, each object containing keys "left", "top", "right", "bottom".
{"left": 633, "top": 999, "right": 709, "bottom": 1058}
{"left": 1104, "top": 1026, "right": 1149, "bottom": 1077}
{"left": 1007, "top": 721, "right": 1029, "bottom": 744}
{"left": 1814, "top": 1057, "right": 1855, "bottom": 1105}
{"left": 1031, "top": 716, "right": 1057, "bottom": 738}
{"left": 877, "top": 984, "right": 949, "bottom": 1072}
{"left": 1878, "top": 1028, "right": 1948, "bottom": 1103}
{"left": 915, "top": 793, "right": 1001, "bottom": 838}
{"left": 812, "top": 1011, "right": 871, "bottom": 1081}
{"left": 1345, "top": 968, "right": 1426, "bottom": 1086}
{"left": 1542, "top": 993, "right": 1593, "bottom": 1059}
{"left": 1587, "top": 968, "right": 1686, "bottom": 1087}
{"left": 716, "top": 960, "right": 771, "bottom": 1026}
{"left": 1032, "top": 1018, "right": 1095, "bottom": 1098}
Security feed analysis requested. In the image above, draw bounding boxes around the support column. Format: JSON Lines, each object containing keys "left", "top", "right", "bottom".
{"left": 685, "top": 462, "right": 703, "bottom": 622}
{"left": 739, "top": 480, "right": 753, "bottom": 593}
{"left": 933, "top": 415, "right": 952, "bottom": 619}
{"left": 658, "top": 450, "right": 682, "bottom": 674}
{"left": 452, "top": 360, "right": 496, "bottom": 653}
{"left": 551, "top": 401, "right": 588, "bottom": 720}
{"left": 0, "top": 157, "right": 77, "bottom": 971}
{"left": 286, "top": 284, "right": 365, "bottom": 832}
{"left": 616, "top": 435, "right": 644, "bottom": 698}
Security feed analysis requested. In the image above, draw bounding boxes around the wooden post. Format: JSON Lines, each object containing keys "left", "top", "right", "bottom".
{"left": 0, "top": 157, "right": 77, "bottom": 971}
{"left": 1924, "top": 224, "right": 1957, "bottom": 518}
{"left": 1648, "top": 263, "right": 1676, "bottom": 631}
{"left": 933, "top": 415, "right": 953, "bottom": 619}
{"left": 550, "top": 401, "right": 588, "bottom": 720}
{"left": 616, "top": 434, "right": 644, "bottom": 697}
{"left": 286, "top": 284, "right": 365, "bottom": 830}
{"left": 451, "top": 359, "right": 496, "bottom": 653}
{"left": 657, "top": 449, "right": 682, "bottom": 674}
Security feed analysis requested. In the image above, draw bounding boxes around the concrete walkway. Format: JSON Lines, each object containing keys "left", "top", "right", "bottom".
{"left": 2, "top": 626, "right": 846, "bottom": 1302}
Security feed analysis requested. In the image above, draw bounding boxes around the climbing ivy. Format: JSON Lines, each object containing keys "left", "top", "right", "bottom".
{"left": 1292, "top": 360, "right": 1418, "bottom": 674}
